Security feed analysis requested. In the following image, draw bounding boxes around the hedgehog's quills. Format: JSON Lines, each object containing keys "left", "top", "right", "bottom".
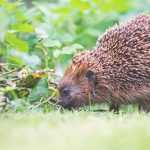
{"left": 58, "top": 15, "right": 150, "bottom": 112}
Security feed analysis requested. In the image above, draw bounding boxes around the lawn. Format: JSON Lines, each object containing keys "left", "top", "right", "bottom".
{"left": 1, "top": 111, "right": 150, "bottom": 150}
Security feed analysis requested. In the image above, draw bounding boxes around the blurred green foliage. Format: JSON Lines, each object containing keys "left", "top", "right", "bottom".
{"left": 0, "top": 0, "right": 149, "bottom": 112}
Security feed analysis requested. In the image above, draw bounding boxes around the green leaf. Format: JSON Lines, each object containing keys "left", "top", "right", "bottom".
{"left": 0, "top": 0, "right": 4, "bottom": 5}
{"left": 97, "top": 0, "right": 131, "bottom": 13}
{"left": 7, "top": 55, "right": 24, "bottom": 66}
{"left": 70, "top": 0, "right": 90, "bottom": 11}
{"left": 11, "top": 23, "right": 34, "bottom": 33}
{"left": 51, "top": 6, "right": 70, "bottom": 15}
{"left": 5, "top": 32, "right": 29, "bottom": 52}
{"left": 53, "top": 49, "right": 61, "bottom": 58}
{"left": 28, "top": 78, "right": 49, "bottom": 102}
{"left": 62, "top": 44, "right": 84, "bottom": 54}
{"left": 43, "top": 39, "right": 62, "bottom": 48}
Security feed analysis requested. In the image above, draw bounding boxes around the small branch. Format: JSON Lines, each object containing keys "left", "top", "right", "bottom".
{"left": 0, "top": 66, "right": 25, "bottom": 77}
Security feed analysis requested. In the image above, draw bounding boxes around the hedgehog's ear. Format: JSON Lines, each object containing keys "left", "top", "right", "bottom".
{"left": 85, "top": 70, "right": 96, "bottom": 83}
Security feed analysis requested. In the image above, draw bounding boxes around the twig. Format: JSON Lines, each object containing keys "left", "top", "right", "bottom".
{"left": 0, "top": 66, "right": 25, "bottom": 77}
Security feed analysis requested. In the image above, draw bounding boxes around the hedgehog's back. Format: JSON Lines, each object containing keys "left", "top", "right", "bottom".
{"left": 96, "top": 15, "right": 150, "bottom": 51}
{"left": 95, "top": 15, "right": 150, "bottom": 89}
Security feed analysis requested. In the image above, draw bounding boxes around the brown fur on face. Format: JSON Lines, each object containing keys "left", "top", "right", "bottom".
{"left": 58, "top": 52, "right": 112, "bottom": 109}
{"left": 58, "top": 15, "right": 150, "bottom": 111}
{"left": 58, "top": 62, "right": 93, "bottom": 109}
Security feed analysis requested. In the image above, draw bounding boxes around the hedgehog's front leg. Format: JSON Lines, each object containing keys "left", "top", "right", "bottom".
{"left": 0, "top": 94, "right": 8, "bottom": 111}
{"left": 138, "top": 103, "right": 150, "bottom": 112}
{"left": 109, "top": 103, "right": 120, "bottom": 114}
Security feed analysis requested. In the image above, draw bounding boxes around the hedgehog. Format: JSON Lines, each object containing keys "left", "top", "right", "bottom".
{"left": 57, "top": 15, "right": 150, "bottom": 112}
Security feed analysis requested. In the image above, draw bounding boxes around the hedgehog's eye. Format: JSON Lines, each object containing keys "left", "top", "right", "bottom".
{"left": 85, "top": 70, "right": 96, "bottom": 82}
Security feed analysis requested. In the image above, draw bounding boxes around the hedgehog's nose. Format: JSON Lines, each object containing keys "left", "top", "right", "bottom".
{"left": 57, "top": 100, "right": 64, "bottom": 106}
{"left": 57, "top": 99, "right": 69, "bottom": 108}
{"left": 57, "top": 99, "right": 74, "bottom": 109}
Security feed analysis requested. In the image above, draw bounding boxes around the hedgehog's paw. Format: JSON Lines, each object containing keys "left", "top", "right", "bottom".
{"left": 138, "top": 103, "right": 150, "bottom": 113}
{"left": 0, "top": 95, "right": 8, "bottom": 111}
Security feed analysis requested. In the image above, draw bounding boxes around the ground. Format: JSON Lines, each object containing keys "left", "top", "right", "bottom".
{"left": 1, "top": 111, "right": 150, "bottom": 150}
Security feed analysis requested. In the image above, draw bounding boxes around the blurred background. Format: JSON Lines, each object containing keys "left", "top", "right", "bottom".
{"left": 0, "top": 0, "right": 149, "bottom": 112}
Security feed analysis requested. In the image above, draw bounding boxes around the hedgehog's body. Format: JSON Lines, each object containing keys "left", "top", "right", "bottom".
{"left": 58, "top": 15, "right": 150, "bottom": 111}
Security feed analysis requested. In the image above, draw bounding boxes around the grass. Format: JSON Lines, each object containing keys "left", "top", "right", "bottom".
{"left": 0, "top": 110, "right": 150, "bottom": 150}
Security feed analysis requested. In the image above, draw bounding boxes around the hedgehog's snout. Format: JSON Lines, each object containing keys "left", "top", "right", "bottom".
{"left": 57, "top": 97, "right": 76, "bottom": 109}
{"left": 56, "top": 100, "right": 67, "bottom": 108}
{"left": 57, "top": 86, "right": 75, "bottom": 109}
{"left": 57, "top": 83, "right": 87, "bottom": 109}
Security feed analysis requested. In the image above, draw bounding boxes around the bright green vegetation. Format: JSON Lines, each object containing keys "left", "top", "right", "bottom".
{"left": 1, "top": 112, "right": 150, "bottom": 150}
